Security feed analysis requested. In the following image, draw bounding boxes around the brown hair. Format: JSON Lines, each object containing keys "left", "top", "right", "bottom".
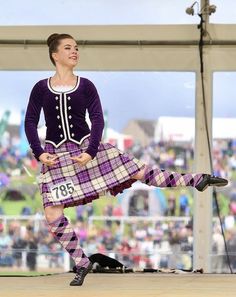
{"left": 47, "top": 33, "right": 75, "bottom": 66}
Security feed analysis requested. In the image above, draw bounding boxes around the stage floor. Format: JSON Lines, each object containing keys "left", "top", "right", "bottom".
{"left": 0, "top": 273, "right": 235, "bottom": 297}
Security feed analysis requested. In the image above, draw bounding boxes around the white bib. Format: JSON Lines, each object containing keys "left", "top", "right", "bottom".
{"left": 49, "top": 180, "right": 75, "bottom": 202}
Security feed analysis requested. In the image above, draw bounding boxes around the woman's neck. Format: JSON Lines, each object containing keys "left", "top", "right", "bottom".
{"left": 52, "top": 67, "right": 76, "bottom": 86}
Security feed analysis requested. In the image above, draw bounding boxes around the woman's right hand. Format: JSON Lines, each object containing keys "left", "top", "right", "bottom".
{"left": 39, "top": 153, "right": 59, "bottom": 166}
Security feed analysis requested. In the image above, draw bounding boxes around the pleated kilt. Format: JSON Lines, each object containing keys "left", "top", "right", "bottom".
{"left": 38, "top": 138, "right": 145, "bottom": 209}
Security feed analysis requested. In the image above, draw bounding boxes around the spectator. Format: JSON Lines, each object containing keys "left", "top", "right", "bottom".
{"left": 165, "top": 194, "right": 176, "bottom": 216}
{"left": 179, "top": 190, "right": 189, "bottom": 216}
{"left": 227, "top": 229, "right": 236, "bottom": 271}
{"left": 25, "top": 225, "right": 38, "bottom": 271}
{"left": 12, "top": 235, "right": 27, "bottom": 268}
{"left": 0, "top": 227, "right": 13, "bottom": 267}
{"left": 212, "top": 225, "right": 225, "bottom": 273}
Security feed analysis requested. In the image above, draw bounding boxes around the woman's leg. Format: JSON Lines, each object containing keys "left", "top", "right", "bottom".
{"left": 131, "top": 165, "right": 227, "bottom": 191}
{"left": 45, "top": 205, "right": 90, "bottom": 270}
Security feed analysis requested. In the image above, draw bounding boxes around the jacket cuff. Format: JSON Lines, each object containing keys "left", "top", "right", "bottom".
{"left": 33, "top": 147, "right": 45, "bottom": 161}
{"left": 85, "top": 147, "right": 97, "bottom": 159}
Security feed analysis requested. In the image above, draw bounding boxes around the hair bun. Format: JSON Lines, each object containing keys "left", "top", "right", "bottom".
{"left": 47, "top": 33, "right": 59, "bottom": 47}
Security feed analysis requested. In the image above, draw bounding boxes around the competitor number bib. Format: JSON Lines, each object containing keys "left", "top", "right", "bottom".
{"left": 50, "top": 180, "right": 75, "bottom": 202}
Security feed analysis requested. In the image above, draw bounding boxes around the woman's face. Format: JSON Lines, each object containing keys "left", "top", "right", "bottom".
{"left": 52, "top": 38, "right": 79, "bottom": 68}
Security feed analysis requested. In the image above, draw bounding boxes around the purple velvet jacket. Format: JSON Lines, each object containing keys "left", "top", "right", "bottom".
{"left": 24, "top": 76, "right": 104, "bottom": 160}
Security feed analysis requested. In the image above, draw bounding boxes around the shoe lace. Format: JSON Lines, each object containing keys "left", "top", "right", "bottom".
{"left": 74, "top": 267, "right": 85, "bottom": 280}
{"left": 75, "top": 270, "right": 83, "bottom": 280}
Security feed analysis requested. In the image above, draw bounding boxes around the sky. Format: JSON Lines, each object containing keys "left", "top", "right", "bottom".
{"left": 0, "top": 71, "right": 196, "bottom": 132}
{"left": 0, "top": 71, "right": 236, "bottom": 132}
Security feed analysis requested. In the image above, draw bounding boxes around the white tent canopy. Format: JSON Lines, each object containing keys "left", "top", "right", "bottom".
{"left": 155, "top": 117, "right": 236, "bottom": 143}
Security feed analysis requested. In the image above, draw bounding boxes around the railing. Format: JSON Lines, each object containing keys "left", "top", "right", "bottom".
{"left": 0, "top": 248, "right": 234, "bottom": 273}
{"left": 0, "top": 215, "right": 233, "bottom": 273}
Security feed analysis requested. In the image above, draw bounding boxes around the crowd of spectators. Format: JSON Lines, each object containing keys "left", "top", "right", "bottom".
{"left": 1, "top": 137, "right": 234, "bottom": 178}
{"left": 129, "top": 139, "right": 232, "bottom": 180}
{"left": 0, "top": 137, "right": 236, "bottom": 272}
{"left": 0, "top": 208, "right": 236, "bottom": 272}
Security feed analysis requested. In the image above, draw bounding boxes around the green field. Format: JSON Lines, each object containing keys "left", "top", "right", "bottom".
{"left": 0, "top": 171, "right": 232, "bottom": 220}
{"left": 0, "top": 271, "right": 56, "bottom": 276}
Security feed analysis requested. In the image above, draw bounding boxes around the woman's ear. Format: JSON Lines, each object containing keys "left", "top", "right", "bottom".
{"left": 52, "top": 52, "right": 58, "bottom": 63}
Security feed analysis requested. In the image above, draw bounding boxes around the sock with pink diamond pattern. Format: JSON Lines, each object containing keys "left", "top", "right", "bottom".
{"left": 141, "top": 165, "right": 204, "bottom": 188}
{"left": 48, "top": 214, "right": 90, "bottom": 270}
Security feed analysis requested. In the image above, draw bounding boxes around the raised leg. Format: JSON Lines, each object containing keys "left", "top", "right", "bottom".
{"left": 132, "top": 164, "right": 228, "bottom": 191}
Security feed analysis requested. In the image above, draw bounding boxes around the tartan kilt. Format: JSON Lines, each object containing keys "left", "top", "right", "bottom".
{"left": 38, "top": 138, "right": 145, "bottom": 209}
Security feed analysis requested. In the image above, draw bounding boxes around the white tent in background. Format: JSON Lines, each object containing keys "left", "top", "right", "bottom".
{"left": 155, "top": 117, "right": 194, "bottom": 143}
{"left": 212, "top": 118, "right": 236, "bottom": 139}
{"left": 155, "top": 116, "right": 236, "bottom": 143}
{"left": 104, "top": 127, "right": 133, "bottom": 151}
{"left": 119, "top": 182, "right": 162, "bottom": 216}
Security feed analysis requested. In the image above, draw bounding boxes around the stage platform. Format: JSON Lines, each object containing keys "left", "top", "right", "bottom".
{"left": 0, "top": 273, "right": 235, "bottom": 297}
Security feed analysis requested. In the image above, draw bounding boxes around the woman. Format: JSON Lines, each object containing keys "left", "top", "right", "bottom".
{"left": 24, "top": 33, "right": 227, "bottom": 286}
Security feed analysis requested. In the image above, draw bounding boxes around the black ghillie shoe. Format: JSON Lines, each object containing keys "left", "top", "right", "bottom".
{"left": 195, "top": 174, "right": 228, "bottom": 192}
{"left": 70, "top": 262, "right": 93, "bottom": 286}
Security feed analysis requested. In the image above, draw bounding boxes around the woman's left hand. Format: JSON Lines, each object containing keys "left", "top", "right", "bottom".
{"left": 70, "top": 152, "right": 92, "bottom": 167}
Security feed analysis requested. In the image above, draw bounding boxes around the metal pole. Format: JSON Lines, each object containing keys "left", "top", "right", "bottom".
{"left": 193, "top": 0, "right": 213, "bottom": 273}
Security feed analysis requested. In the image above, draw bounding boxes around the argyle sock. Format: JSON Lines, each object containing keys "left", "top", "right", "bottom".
{"left": 141, "top": 165, "right": 204, "bottom": 188}
{"left": 48, "top": 214, "right": 90, "bottom": 269}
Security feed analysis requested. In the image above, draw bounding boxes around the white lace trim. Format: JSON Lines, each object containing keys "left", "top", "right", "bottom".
{"left": 52, "top": 85, "right": 75, "bottom": 92}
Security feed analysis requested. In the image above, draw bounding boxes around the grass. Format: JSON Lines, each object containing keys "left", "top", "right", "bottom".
{"left": 0, "top": 271, "right": 56, "bottom": 276}
{"left": 1, "top": 171, "right": 232, "bottom": 219}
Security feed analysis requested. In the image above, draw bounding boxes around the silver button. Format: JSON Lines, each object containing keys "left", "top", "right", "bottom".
{"left": 68, "top": 106, "right": 71, "bottom": 110}
{"left": 60, "top": 134, "right": 63, "bottom": 138}
{"left": 57, "top": 115, "right": 60, "bottom": 119}
{"left": 58, "top": 125, "right": 61, "bottom": 129}
{"left": 55, "top": 96, "right": 59, "bottom": 100}
{"left": 68, "top": 96, "right": 71, "bottom": 100}
{"left": 56, "top": 106, "right": 59, "bottom": 110}
{"left": 69, "top": 115, "right": 72, "bottom": 119}
{"left": 70, "top": 124, "right": 73, "bottom": 128}
{"left": 71, "top": 133, "right": 75, "bottom": 137}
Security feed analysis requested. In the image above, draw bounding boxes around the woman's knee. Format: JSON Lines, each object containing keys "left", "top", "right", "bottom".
{"left": 44, "top": 205, "right": 64, "bottom": 223}
{"left": 131, "top": 166, "right": 146, "bottom": 180}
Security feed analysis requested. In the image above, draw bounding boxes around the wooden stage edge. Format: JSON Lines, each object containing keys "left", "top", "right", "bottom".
{"left": 0, "top": 273, "right": 235, "bottom": 297}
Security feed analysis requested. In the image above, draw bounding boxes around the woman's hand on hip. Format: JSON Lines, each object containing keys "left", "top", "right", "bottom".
{"left": 70, "top": 152, "right": 92, "bottom": 167}
{"left": 39, "top": 153, "right": 59, "bottom": 166}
